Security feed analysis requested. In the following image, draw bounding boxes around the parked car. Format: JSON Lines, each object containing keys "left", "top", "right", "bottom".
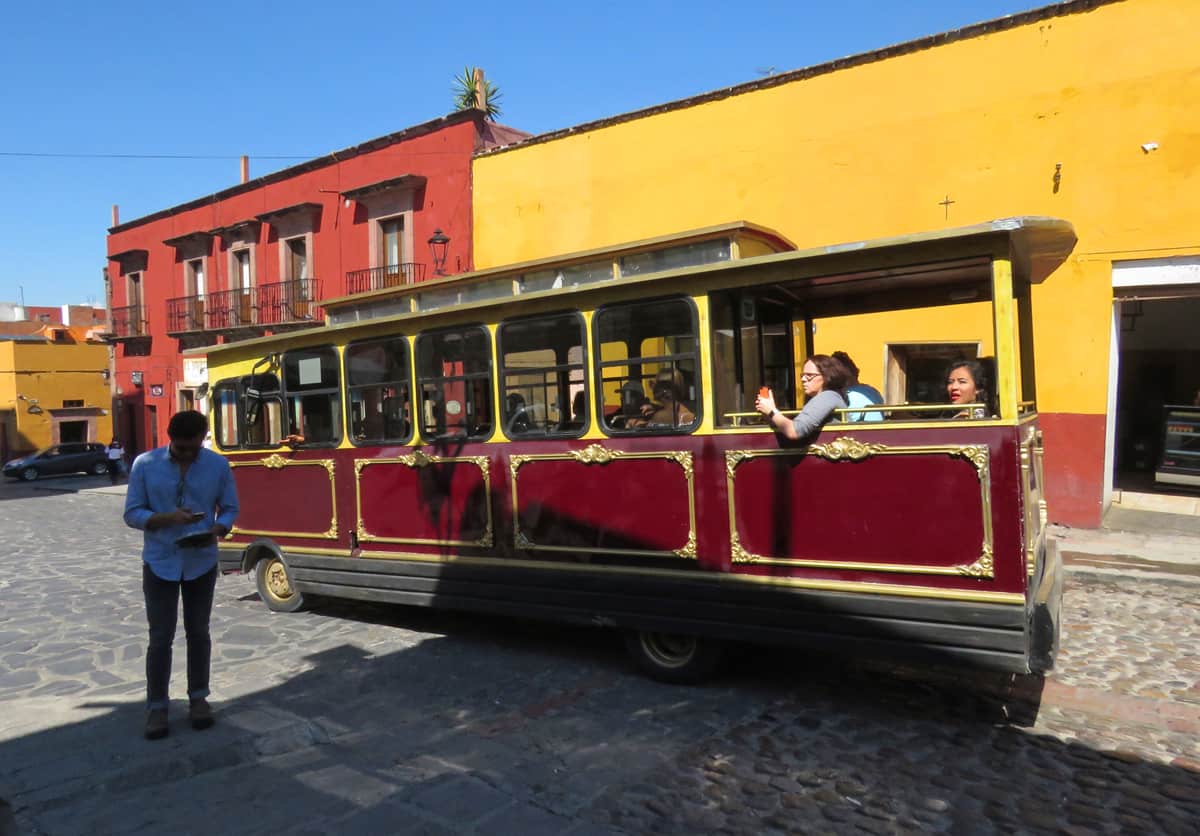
{"left": 3, "top": 443, "right": 110, "bottom": 481}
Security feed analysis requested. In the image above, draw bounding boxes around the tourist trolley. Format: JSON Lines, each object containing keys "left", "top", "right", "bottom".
{"left": 205, "top": 218, "right": 1068, "bottom": 681}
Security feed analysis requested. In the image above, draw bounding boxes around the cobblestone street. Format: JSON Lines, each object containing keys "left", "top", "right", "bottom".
{"left": 1, "top": 476, "right": 1197, "bottom": 835}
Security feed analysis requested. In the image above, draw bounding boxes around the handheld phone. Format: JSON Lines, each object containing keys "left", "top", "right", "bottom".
{"left": 758, "top": 386, "right": 770, "bottom": 399}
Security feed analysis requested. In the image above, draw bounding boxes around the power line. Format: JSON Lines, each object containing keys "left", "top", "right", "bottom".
{"left": 0, "top": 151, "right": 316, "bottom": 160}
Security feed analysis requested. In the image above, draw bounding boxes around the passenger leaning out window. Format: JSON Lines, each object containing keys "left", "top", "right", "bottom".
{"left": 756, "top": 354, "right": 849, "bottom": 442}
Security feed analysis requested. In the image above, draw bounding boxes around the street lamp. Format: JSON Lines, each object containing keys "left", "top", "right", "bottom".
{"left": 428, "top": 229, "right": 450, "bottom": 276}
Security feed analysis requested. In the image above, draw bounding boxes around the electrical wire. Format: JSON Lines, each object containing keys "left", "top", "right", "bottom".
{"left": 0, "top": 151, "right": 315, "bottom": 160}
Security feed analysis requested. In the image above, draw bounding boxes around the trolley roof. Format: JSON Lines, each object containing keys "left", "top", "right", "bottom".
{"left": 197, "top": 216, "right": 1076, "bottom": 362}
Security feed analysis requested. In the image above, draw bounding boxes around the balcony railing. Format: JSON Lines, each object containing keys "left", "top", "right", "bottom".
{"left": 257, "top": 278, "right": 324, "bottom": 327}
{"left": 109, "top": 305, "right": 148, "bottom": 338}
{"left": 166, "top": 296, "right": 206, "bottom": 334}
{"left": 203, "top": 287, "right": 256, "bottom": 330}
{"left": 345, "top": 263, "right": 424, "bottom": 295}
{"left": 165, "top": 278, "right": 325, "bottom": 335}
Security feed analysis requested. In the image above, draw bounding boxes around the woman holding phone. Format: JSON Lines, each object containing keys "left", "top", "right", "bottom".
{"left": 755, "top": 354, "right": 850, "bottom": 442}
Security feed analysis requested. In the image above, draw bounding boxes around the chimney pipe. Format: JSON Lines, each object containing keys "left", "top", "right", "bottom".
{"left": 240, "top": 156, "right": 249, "bottom": 184}
{"left": 111, "top": 205, "right": 119, "bottom": 226}
{"left": 473, "top": 68, "right": 485, "bottom": 110}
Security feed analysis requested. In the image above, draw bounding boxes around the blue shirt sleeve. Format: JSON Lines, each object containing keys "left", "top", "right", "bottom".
{"left": 123, "top": 455, "right": 155, "bottom": 530}
{"left": 214, "top": 459, "right": 240, "bottom": 532}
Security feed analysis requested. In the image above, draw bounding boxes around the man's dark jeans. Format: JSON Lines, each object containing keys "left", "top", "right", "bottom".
{"left": 142, "top": 563, "right": 217, "bottom": 710}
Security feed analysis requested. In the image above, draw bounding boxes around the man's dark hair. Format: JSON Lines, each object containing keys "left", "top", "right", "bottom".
{"left": 168, "top": 409, "right": 208, "bottom": 440}
{"left": 831, "top": 351, "right": 859, "bottom": 379}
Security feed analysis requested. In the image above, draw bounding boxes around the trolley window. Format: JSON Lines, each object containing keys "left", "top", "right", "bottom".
{"left": 498, "top": 312, "right": 587, "bottom": 438}
{"left": 710, "top": 290, "right": 795, "bottom": 427}
{"left": 346, "top": 337, "right": 413, "bottom": 445}
{"left": 241, "top": 372, "right": 283, "bottom": 447}
{"left": 594, "top": 297, "right": 700, "bottom": 434}
{"left": 212, "top": 381, "right": 239, "bottom": 448}
{"left": 416, "top": 326, "right": 493, "bottom": 441}
{"left": 282, "top": 346, "right": 342, "bottom": 445}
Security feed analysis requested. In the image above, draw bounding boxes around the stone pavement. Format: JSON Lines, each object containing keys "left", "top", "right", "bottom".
{"left": 0, "top": 474, "right": 1197, "bottom": 835}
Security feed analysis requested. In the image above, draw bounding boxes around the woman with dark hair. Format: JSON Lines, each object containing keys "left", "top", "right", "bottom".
{"left": 755, "top": 354, "right": 849, "bottom": 442}
{"left": 946, "top": 359, "right": 990, "bottom": 418}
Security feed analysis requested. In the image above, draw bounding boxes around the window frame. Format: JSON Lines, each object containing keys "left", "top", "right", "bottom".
{"left": 497, "top": 310, "right": 589, "bottom": 440}
{"left": 211, "top": 380, "right": 241, "bottom": 450}
{"left": 414, "top": 324, "right": 495, "bottom": 443}
{"left": 344, "top": 335, "right": 415, "bottom": 447}
{"left": 592, "top": 294, "right": 702, "bottom": 437}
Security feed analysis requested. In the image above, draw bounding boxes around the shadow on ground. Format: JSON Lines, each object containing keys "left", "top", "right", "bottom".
{"left": 2, "top": 596, "right": 1197, "bottom": 835}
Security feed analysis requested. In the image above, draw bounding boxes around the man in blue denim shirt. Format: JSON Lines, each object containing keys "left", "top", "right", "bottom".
{"left": 124, "top": 410, "right": 239, "bottom": 740}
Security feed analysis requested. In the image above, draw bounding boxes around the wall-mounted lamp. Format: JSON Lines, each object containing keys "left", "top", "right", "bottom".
{"left": 428, "top": 229, "right": 450, "bottom": 276}
{"left": 101, "top": 368, "right": 111, "bottom": 381}
{"left": 131, "top": 371, "right": 144, "bottom": 387}
{"left": 17, "top": 394, "right": 43, "bottom": 415}
{"left": 1141, "top": 141, "right": 1159, "bottom": 153}
{"left": 1052, "top": 163, "right": 1062, "bottom": 193}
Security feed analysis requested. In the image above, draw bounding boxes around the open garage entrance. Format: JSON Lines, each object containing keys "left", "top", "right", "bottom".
{"left": 1109, "top": 257, "right": 1200, "bottom": 513}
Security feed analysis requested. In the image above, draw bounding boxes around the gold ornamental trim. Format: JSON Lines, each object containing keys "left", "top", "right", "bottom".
{"left": 229, "top": 456, "right": 338, "bottom": 540}
{"left": 725, "top": 437, "right": 995, "bottom": 578}
{"left": 510, "top": 445, "right": 697, "bottom": 560}
{"left": 354, "top": 452, "right": 493, "bottom": 548}
{"left": 1021, "top": 429, "right": 1048, "bottom": 578}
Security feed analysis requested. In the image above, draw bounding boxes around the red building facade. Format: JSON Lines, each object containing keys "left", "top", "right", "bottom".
{"left": 105, "top": 111, "right": 526, "bottom": 455}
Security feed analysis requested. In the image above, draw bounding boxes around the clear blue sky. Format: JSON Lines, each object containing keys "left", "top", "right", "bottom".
{"left": 1, "top": 0, "right": 1046, "bottom": 307}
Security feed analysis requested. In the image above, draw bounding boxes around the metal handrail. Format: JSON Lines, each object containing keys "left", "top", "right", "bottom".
{"left": 346, "top": 263, "right": 425, "bottom": 295}
{"left": 723, "top": 402, "right": 993, "bottom": 421}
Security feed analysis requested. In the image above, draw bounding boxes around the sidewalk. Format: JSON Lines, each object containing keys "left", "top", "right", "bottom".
{"left": 1054, "top": 505, "right": 1200, "bottom": 582}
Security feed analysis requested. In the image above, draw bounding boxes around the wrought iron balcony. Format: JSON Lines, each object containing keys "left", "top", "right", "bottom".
{"left": 165, "top": 278, "right": 324, "bottom": 336}
{"left": 109, "top": 305, "right": 148, "bottom": 339}
{"left": 256, "top": 278, "right": 324, "bottom": 326}
{"left": 166, "top": 295, "right": 207, "bottom": 335}
{"left": 345, "top": 263, "right": 424, "bottom": 295}
{"left": 203, "top": 287, "right": 256, "bottom": 330}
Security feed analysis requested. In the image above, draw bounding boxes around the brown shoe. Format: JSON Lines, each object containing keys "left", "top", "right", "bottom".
{"left": 144, "top": 708, "right": 168, "bottom": 740}
{"left": 189, "top": 698, "right": 214, "bottom": 730}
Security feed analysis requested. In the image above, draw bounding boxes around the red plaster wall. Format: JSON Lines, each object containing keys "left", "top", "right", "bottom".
{"left": 105, "top": 114, "right": 484, "bottom": 455}
{"left": 1040, "top": 412, "right": 1107, "bottom": 528}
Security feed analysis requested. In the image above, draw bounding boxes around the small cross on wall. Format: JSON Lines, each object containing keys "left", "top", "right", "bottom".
{"left": 939, "top": 195, "right": 956, "bottom": 219}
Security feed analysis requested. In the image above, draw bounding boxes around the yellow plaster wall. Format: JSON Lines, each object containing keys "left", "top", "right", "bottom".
{"left": 473, "top": 0, "right": 1200, "bottom": 415}
{"left": 813, "top": 303, "right": 995, "bottom": 394}
{"left": 1, "top": 342, "right": 113, "bottom": 452}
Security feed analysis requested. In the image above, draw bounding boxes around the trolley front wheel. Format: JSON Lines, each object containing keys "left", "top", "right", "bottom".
{"left": 255, "top": 555, "right": 306, "bottom": 613}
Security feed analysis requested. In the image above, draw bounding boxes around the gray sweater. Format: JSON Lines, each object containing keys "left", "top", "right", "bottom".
{"left": 791, "top": 389, "right": 847, "bottom": 439}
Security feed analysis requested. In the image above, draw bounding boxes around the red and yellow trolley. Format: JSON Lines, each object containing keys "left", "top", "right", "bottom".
{"left": 206, "top": 218, "right": 1068, "bottom": 681}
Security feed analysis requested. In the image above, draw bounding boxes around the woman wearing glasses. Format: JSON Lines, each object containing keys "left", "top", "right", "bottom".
{"left": 755, "top": 354, "right": 850, "bottom": 442}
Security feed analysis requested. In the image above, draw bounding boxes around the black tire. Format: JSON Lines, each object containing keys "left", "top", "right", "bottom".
{"left": 623, "top": 630, "right": 725, "bottom": 684}
{"left": 20, "top": 466, "right": 39, "bottom": 482}
{"left": 90, "top": 461, "right": 108, "bottom": 476}
{"left": 255, "top": 555, "right": 306, "bottom": 613}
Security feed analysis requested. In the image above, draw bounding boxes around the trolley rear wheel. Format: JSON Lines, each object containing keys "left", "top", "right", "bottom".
{"left": 624, "top": 630, "right": 725, "bottom": 684}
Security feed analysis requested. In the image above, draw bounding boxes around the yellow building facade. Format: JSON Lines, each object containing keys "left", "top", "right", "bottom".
{"left": 0, "top": 330, "right": 113, "bottom": 460}
{"left": 471, "top": 0, "right": 1200, "bottom": 526}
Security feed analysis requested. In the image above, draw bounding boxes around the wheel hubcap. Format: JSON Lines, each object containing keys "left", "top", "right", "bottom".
{"left": 640, "top": 632, "right": 697, "bottom": 669}
{"left": 265, "top": 560, "right": 293, "bottom": 599}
